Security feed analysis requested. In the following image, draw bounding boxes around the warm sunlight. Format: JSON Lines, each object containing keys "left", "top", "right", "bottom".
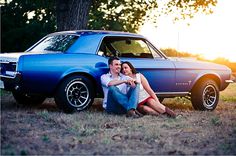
{"left": 140, "top": 0, "right": 236, "bottom": 62}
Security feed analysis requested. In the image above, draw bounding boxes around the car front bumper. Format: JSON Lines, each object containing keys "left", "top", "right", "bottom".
{"left": 0, "top": 72, "right": 22, "bottom": 91}
{"left": 225, "top": 79, "right": 234, "bottom": 83}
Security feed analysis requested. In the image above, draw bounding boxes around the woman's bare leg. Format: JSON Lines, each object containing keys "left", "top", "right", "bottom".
{"left": 137, "top": 105, "right": 160, "bottom": 116}
{"left": 147, "top": 98, "right": 176, "bottom": 117}
{"left": 146, "top": 98, "right": 166, "bottom": 113}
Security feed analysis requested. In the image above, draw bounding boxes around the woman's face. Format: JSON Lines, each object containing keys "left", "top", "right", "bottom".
{"left": 122, "top": 63, "right": 132, "bottom": 75}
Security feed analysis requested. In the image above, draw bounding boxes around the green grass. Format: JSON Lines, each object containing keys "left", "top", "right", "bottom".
{"left": 162, "top": 83, "right": 236, "bottom": 110}
{"left": 0, "top": 89, "right": 11, "bottom": 96}
{"left": 211, "top": 116, "right": 222, "bottom": 126}
{"left": 220, "top": 83, "right": 236, "bottom": 102}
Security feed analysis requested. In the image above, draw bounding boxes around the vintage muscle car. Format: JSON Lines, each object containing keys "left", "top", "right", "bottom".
{"left": 0, "top": 30, "right": 233, "bottom": 112}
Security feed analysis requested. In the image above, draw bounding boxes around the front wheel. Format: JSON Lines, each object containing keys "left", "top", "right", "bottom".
{"left": 54, "top": 75, "right": 94, "bottom": 113}
{"left": 191, "top": 79, "right": 219, "bottom": 111}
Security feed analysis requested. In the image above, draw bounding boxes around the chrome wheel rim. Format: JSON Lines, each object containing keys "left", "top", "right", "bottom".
{"left": 66, "top": 81, "right": 89, "bottom": 109}
{"left": 203, "top": 84, "right": 217, "bottom": 109}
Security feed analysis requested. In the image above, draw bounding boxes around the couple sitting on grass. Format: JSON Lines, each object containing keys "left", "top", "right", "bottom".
{"left": 101, "top": 56, "right": 176, "bottom": 118}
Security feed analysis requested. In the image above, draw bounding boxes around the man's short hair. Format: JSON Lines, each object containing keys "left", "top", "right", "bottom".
{"left": 108, "top": 56, "right": 120, "bottom": 65}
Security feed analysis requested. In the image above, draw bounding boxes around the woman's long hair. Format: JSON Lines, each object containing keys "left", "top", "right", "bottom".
{"left": 121, "top": 61, "right": 138, "bottom": 74}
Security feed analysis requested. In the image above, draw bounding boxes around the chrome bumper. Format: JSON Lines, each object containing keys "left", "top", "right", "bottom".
{"left": 0, "top": 79, "right": 4, "bottom": 89}
{"left": 0, "top": 72, "right": 22, "bottom": 91}
{"left": 225, "top": 79, "right": 234, "bottom": 83}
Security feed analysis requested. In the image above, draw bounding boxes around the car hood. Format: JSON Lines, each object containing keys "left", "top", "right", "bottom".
{"left": 169, "top": 57, "right": 231, "bottom": 71}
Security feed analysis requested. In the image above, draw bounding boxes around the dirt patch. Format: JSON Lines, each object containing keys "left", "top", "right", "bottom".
{"left": 1, "top": 86, "right": 236, "bottom": 155}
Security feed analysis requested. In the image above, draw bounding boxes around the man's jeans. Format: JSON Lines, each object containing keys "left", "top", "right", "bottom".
{"left": 106, "top": 84, "right": 139, "bottom": 114}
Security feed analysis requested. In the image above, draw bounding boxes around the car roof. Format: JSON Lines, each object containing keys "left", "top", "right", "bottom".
{"left": 49, "top": 30, "right": 143, "bottom": 38}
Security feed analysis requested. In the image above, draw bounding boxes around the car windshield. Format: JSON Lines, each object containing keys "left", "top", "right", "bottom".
{"left": 30, "top": 35, "right": 79, "bottom": 52}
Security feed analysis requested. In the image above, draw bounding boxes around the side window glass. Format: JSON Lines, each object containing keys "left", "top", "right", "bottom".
{"left": 98, "top": 37, "right": 156, "bottom": 59}
{"left": 112, "top": 39, "right": 153, "bottom": 58}
{"left": 98, "top": 40, "right": 114, "bottom": 57}
{"left": 147, "top": 42, "right": 162, "bottom": 58}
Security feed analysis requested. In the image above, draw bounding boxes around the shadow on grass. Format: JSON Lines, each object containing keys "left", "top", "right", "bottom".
{"left": 4, "top": 92, "right": 232, "bottom": 113}
{"left": 1, "top": 91, "right": 192, "bottom": 112}
{"left": 1, "top": 93, "right": 104, "bottom": 113}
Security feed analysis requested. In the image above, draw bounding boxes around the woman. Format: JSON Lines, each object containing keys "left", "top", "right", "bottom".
{"left": 121, "top": 61, "right": 176, "bottom": 118}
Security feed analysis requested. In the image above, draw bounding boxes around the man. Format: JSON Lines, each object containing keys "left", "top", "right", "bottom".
{"left": 101, "top": 56, "right": 141, "bottom": 118}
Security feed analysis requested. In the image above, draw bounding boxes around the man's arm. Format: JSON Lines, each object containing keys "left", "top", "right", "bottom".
{"left": 108, "top": 79, "right": 127, "bottom": 86}
{"left": 108, "top": 76, "right": 136, "bottom": 87}
{"left": 101, "top": 74, "right": 127, "bottom": 87}
{"left": 101, "top": 74, "right": 136, "bottom": 87}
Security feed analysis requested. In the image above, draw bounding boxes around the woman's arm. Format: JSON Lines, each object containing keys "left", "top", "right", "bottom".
{"left": 140, "top": 74, "right": 159, "bottom": 101}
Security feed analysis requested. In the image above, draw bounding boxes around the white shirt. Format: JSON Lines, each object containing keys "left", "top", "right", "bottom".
{"left": 135, "top": 73, "right": 150, "bottom": 103}
{"left": 101, "top": 72, "right": 131, "bottom": 109}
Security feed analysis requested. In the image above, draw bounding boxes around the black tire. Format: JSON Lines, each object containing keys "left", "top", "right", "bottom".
{"left": 12, "top": 91, "right": 46, "bottom": 106}
{"left": 191, "top": 79, "right": 219, "bottom": 111}
{"left": 54, "top": 75, "right": 94, "bottom": 113}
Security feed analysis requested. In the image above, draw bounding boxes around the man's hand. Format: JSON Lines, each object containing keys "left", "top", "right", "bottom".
{"left": 126, "top": 79, "right": 136, "bottom": 88}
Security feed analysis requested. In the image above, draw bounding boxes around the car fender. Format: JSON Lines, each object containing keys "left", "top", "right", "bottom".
{"left": 191, "top": 71, "right": 221, "bottom": 90}
{"left": 55, "top": 66, "right": 106, "bottom": 96}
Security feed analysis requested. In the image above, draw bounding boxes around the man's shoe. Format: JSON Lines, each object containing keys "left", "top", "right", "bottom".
{"left": 126, "top": 109, "right": 141, "bottom": 118}
{"left": 135, "top": 110, "right": 144, "bottom": 117}
{"left": 126, "top": 109, "right": 136, "bottom": 117}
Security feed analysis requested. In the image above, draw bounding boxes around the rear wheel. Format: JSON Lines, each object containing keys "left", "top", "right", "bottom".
{"left": 54, "top": 75, "right": 94, "bottom": 113}
{"left": 12, "top": 92, "right": 46, "bottom": 106}
{"left": 191, "top": 79, "right": 219, "bottom": 111}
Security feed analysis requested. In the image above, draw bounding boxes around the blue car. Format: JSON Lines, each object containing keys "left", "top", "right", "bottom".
{"left": 0, "top": 30, "right": 233, "bottom": 112}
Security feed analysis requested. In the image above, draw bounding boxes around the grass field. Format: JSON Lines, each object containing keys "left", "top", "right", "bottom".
{"left": 220, "top": 83, "right": 236, "bottom": 102}
{"left": 1, "top": 83, "right": 236, "bottom": 155}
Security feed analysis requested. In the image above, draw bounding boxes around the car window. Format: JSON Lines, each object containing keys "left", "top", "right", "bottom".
{"left": 146, "top": 42, "right": 162, "bottom": 58}
{"left": 30, "top": 35, "right": 79, "bottom": 52}
{"left": 113, "top": 39, "right": 153, "bottom": 58}
{"left": 98, "top": 37, "right": 156, "bottom": 58}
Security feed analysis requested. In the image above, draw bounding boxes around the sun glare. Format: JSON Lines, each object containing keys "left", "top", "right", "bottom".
{"left": 203, "top": 53, "right": 218, "bottom": 61}
{"left": 139, "top": 0, "right": 236, "bottom": 62}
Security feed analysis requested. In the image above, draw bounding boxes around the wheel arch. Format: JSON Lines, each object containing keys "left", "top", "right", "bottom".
{"left": 191, "top": 74, "right": 220, "bottom": 111}
{"left": 53, "top": 72, "right": 98, "bottom": 96}
{"left": 191, "top": 74, "right": 220, "bottom": 92}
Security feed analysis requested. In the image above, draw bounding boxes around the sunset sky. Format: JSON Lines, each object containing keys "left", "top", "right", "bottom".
{"left": 140, "top": 0, "right": 236, "bottom": 62}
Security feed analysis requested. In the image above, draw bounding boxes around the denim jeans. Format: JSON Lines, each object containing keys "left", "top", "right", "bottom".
{"left": 106, "top": 84, "right": 139, "bottom": 114}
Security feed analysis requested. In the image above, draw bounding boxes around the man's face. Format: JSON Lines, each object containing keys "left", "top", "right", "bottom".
{"left": 109, "top": 59, "right": 121, "bottom": 74}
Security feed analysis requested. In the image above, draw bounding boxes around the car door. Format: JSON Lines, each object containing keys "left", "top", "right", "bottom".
{"left": 100, "top": 36, "right": 176, "bottom": 93}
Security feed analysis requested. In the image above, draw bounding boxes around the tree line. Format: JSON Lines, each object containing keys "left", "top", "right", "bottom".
{"left": 3, "top": 1, "right": 233, "bottom": 71}
{"left": 1, "top": 0, "right": 217, "bottom": 52}
{"left": 162, "top": 48, "right": 236, "bottom": 72}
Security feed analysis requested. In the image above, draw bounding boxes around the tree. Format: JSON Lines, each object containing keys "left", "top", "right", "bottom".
{"left": 56, "top": 0, "right": 92, "bottom": 31}
{"left": 1, "top": 0, "right": 217, "bottom": 52}
{"left": 162, "top": 0, "right": 217, "bottom": 21}
{"left": 55, "top": 0, "right": 158, "bottom": 32}
{"left": 57, "top": 0, "right": 217, "bottom": 32}
{"left": 88, "top": 0, "right": 158, "bottom": 32}
{"left": 161, "top": 48, "right": 200, "bottom": 58}
{"left": 91, "top": 0, "right": 217, "bottom": 32}
{"left": 1, "top": 0, "right": 56, "bottom": 52}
